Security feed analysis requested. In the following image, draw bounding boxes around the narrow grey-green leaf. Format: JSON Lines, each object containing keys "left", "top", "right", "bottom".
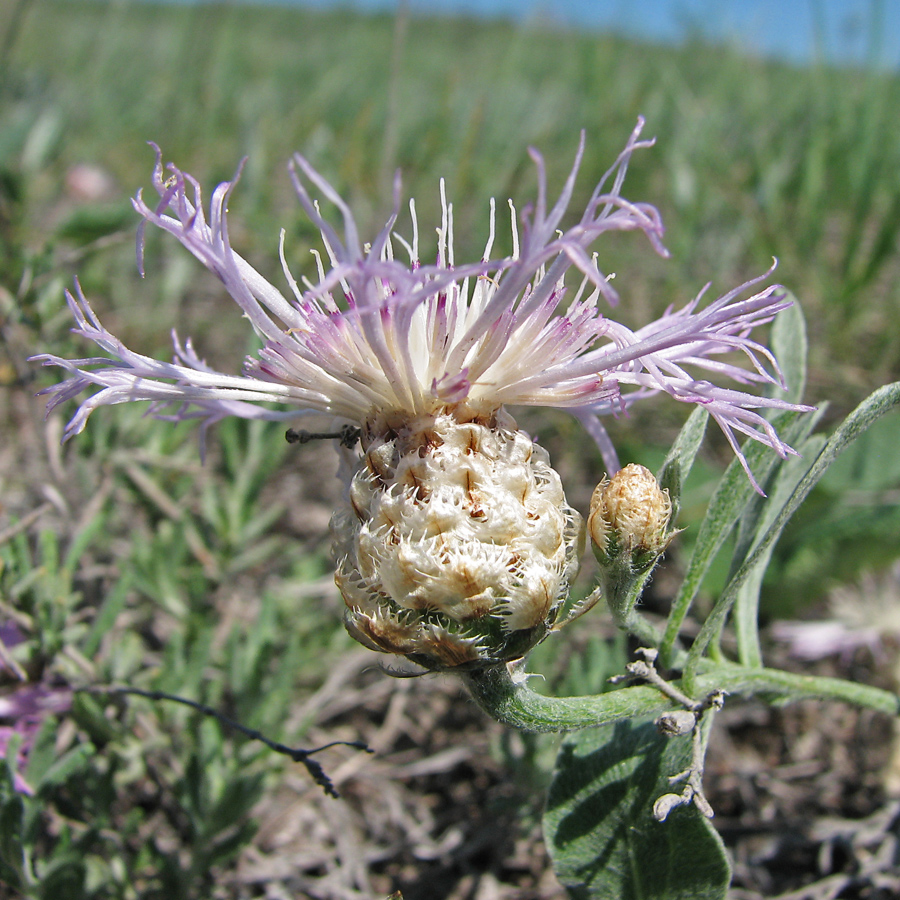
{"left": 729, "top": 408, "right": 824, "bottom": 584}
{"left": 686, "top": 382, "right": 900, "bottom": 682}
{"left": 733, "top": 433, "right": 828, "bottom": 667}
{"left": 660, "top": 409, "right": 812, "bottom": 666}
{"left": 766, "top": 291, "right": 807, "bottom": 407}
{"left": 33, "top": 744, "right": 94, "bottom": 794}
{"left": 544, "top": 720, "right": 731, "bottom": 900}
{"left": 83, "top": 574, "right": 131, "bottom": 658}
{"left": 657, "top": 407, "right": 709, "bottom": 520}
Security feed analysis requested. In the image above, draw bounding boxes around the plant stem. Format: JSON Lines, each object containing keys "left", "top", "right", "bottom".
{"left": 462, "top": 660, "right": 900, "bottom": 733}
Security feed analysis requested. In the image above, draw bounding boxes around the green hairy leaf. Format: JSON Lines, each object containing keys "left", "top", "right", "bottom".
{"left": 732, "top": 433, "right": 828, "bottom": 665}
{"left": 544, "top": 720, "right": 731, "bottom": 900}
{"left": 660, "top": 409, "right": 813, "bottom": 666}
{"left": 685, "top": 381, "right": 900, "bottom": 684}
{"left": 657, "top": 406, "right": 709, "bottom": 521}
{"left": 765, "top": 291, "right": 807, "bottom": 407}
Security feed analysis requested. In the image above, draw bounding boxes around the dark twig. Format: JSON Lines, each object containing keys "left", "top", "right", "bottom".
{"left": 79, "top": 685, "right": 373, "bottom": 798}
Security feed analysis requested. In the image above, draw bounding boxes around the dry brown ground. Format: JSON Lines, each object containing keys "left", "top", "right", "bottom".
{"left": 224, "top": 634, "right": 900, "bottom": 900}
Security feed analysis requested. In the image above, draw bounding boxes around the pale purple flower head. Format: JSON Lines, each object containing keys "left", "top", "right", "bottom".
{"left": 32, "top": 119, "right": 810, "bottom": 491}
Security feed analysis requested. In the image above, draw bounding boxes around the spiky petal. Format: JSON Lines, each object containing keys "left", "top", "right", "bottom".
{"left": 32, "top": 119, "right": 809, "bottom": 491}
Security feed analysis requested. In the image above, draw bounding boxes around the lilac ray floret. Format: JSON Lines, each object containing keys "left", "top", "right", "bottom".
{"left": 32, "top": 283, "right": 324, "bottom": 442}
{"left": 32, "top": 118, "right": 812, "bottom": 491}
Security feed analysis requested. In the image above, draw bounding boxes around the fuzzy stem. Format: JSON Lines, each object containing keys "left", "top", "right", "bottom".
{"left": 461, "top": 661, "right": 900, "bottom": 733}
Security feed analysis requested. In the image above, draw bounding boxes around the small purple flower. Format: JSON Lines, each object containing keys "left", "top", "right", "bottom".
{"left": 770, "top": 620, "right": 884, "bottom": 663}
{"left": 0, "top": 683, "right": 73, "bottom": 795}
{"left": 32, "top": 118, "right": 810, "bottom": 490}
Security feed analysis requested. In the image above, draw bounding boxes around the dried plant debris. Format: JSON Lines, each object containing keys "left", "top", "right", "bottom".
{"left": 231, "top": 659, "right": 565, "bottom": 900}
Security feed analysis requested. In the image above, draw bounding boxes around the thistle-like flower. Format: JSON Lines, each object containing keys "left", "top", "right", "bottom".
{"left": 33, "top": 119, "right": 811, "bottom": 669}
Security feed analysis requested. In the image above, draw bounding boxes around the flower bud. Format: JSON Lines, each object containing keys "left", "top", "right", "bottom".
{"left": 656, "top": 710, "right": 697, "bottom": 737}
{"left": 588, "top": 464, "right": 673, "bottom": 561}
{"left": 653, "top": 792, "right": 685, "bottom": 823}
{"left": 332, "top": 410, "right": 583, "bottom": 671}
{"left": 587, "top": 464, "right": 675, "bottom": 628}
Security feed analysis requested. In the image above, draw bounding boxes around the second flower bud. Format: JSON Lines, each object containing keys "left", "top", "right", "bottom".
{"left": 587, "top": 463, "right": 676, "bottom": 628}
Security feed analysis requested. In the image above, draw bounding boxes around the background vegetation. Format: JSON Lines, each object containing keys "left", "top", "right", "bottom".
{"left": 1, "top": 1, "right": 899, "bottom": 897}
